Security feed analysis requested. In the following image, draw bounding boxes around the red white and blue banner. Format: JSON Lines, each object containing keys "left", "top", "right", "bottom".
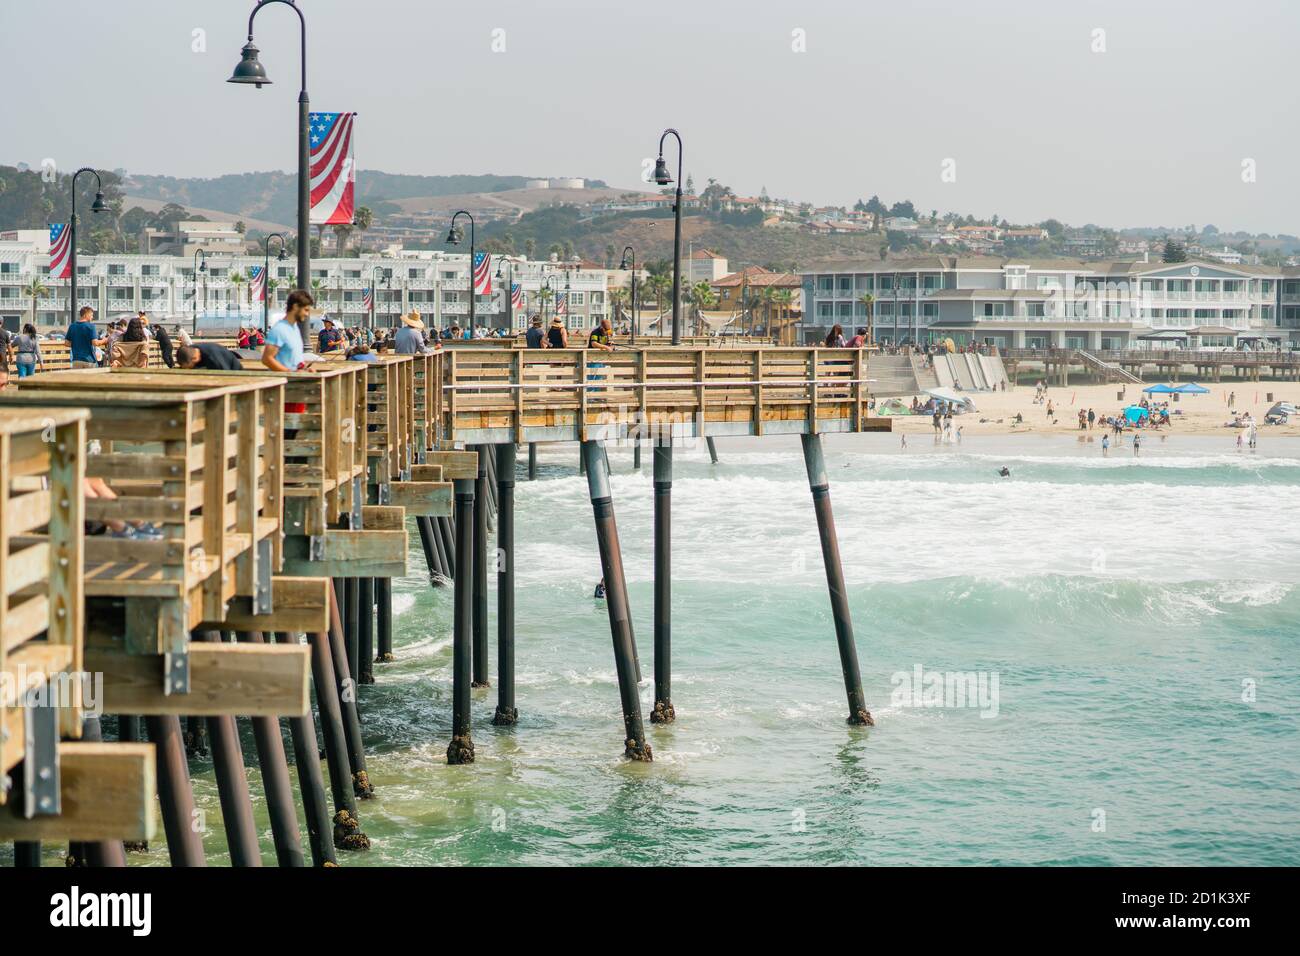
{"left": 510, "top": 282, "right": 523, "bottom": 311}
{"left": 363, "top": 287, "right": 373, "bottom": 311}
{"left": 556, "top": 290, "right": 567, "bottom": 315}
{"left": 472, "top": 251, "right": 492, "bottom": 295}
{"left": 309, "top": 111, "right": 356, "bottom": 226}
{"left": 48, "top": 223, "right": 71, "bottom": 279}
{"left": 249, "top": 265, "right": 266, "bottom": 302}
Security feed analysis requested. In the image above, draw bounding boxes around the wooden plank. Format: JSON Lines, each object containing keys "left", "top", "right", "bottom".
{"left": 207, "top": 575, "right": 330, "bottom": 634}
{"left": 0, "top": 742, "right": 156, "bottom": 843}
{"left": 387, "top": 480, "right": 453, "bottom": 517}
{"left": 424, "top": 450, "right": 478, "bottom": 480}
{"left": 87, "top": 640, "right": 310, "bottom": 717}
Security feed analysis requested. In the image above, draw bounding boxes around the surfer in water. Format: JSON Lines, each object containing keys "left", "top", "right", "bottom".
{"left": 594, "top": 578, "right": 606, "bottom": 599}
{"left": 997, "top": 467, "right": 1011, "bottom": 478}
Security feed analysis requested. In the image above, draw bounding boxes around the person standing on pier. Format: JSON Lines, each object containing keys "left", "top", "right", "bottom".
{"left": 65, "top": 305, "right": 105, "bottom": 369}
{"left": 262, "top": 290, "right": 311, "bottom": 372}
{"left": 395, "top": 311, "right": 437, "bottom": 354}
{"left": 547, "top": 317, "right": 569, "bottom": 349}
{"left": 318, "top": 317, "right": 344, "bottom": 354}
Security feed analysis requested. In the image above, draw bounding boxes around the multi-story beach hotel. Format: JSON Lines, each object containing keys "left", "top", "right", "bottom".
{"left": 801, "top": 256, "right": 1298, "bottom": 350}
{"left": 0, "top": 233, "right": 609, "bottom": 331}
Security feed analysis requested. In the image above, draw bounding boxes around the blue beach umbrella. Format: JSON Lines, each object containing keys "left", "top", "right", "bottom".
{"left": 1173, "top": 382, "right": 1209, "bottom": 394}
{"left": 1123, "top": 405, "right": 1149, "bottom": 424}
{"left": 1142, "top": 383, "right": 1176, "bottom": 394}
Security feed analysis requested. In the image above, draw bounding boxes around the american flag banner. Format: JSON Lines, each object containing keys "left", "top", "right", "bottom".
{"left": 510, "top": 282, "right": 523, "bottom": 311}
{"left": 472, "top": 251, "right": 492, "bottom": 295}
{"left": 362, "top": 287, "right": 374, "bottom": 311}
{"left": 48, "top": 223, "right": 71, "bottom": 280}
{"left": 556, "top": 290, "right": 568, "bottom": 315}
{"left": 309, "top": 111, "right": 357, "bottom": 226}
{"left": 249, "top": 265, "right": 266, "bottom": 303}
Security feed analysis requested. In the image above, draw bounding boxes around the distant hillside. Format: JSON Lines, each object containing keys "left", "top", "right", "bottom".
{"left": 123, "top": 170, "right": 609, "bottom": 224}
{"left": 474, "top": 205, "right": 887, "bottom": 271}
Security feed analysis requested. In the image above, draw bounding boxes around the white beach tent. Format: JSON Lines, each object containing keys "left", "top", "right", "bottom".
{"left": 924, "top": 387, "right": 977, "bottom": 412}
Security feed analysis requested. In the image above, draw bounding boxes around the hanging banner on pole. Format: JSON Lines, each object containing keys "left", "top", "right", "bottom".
{"left": 309, "top": 111, "right": 356, "bottom": 225}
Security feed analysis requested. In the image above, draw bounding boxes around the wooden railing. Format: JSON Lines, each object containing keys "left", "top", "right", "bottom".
{"left": 439, "top": 346, "right": 887, "bottom": 444}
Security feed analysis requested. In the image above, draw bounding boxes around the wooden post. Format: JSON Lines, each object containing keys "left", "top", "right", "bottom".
{"left": 357, "top": 577, "right": 375, "bottom": 684}
{"left": 448, "top": 478, "right": 476, "bottom": 764}
{"left": 240, "top": 632, "right": 307, "bottom": 867}
{"left": 79, "top": 716, "right": 127, "bottom": 868}
{"left": 376, "top": 578, "right": 394, "bottom": 663}
{"left": 146, "top": 714, "right": 206, "bottom": 866}
{"left": 493, "top": 442, "right": 518, "bottom": 726}
{"left": 272, "top": 632, "right": 337, "bottom": 867}
{"left": 652, "top": 443, "right": 674, "bottom": 723}
{"left": 582, "top": 440, "right": 651, "bottom": 760}
{"left": 327, "top": 584, "right": 373, "bottom": 800}
{"left": 308, "top": 624, "right": 370, "bottom": 850}
{"left": 800, "top": 434, "right": 873, "bottom": 726}
{"left": 472, "top": 444, "right": 490, "bottom": 687}
{"left": 199, "top": 631, "right": 262, "bottom": 866}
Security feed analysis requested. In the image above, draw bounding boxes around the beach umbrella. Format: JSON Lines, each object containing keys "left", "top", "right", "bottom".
{"left": 1123, "top": 405, "right": 1149, "bottom": 424}
{"left": 1173, "top": 383, "right": 1209, "bottom": 394}
{"left": 1142, "top": 384, "right": 1176, "bottom": 394}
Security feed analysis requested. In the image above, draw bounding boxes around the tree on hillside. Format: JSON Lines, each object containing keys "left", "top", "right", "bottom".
{"left": 524, "top": 238, "right": 536, "bottom": 259}
{"left": 685, "top": 174, "right": 695, "bottom": 195}
{"left": 864, "top": 196, "right": 887, "bottom": 216}
{"left": 1162, "top": 238, "right": 1187, "bottom": 263}
{"left": 889, "top": 200, "right": 916, "bottom": 220}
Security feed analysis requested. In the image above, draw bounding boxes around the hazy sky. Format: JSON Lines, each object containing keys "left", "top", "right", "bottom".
{"left": 4, "top": 0, "right": 1299, "bottom": 234}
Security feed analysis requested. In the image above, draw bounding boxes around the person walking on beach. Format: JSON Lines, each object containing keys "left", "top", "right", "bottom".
{"left": 1228, "top": 390, "right": 1236, "bottom": 410}
{"left": 932, "top": 408, "right": 942, "bottom": 441}
{"left": 1087, "top": 408, "right": 1095, "bottom": 429}
{"left": 1132, "top": 433, "right": 1141, "bottom": 455}
{"left": 1101, "top": 433, "right": 1110, "bottom": 455}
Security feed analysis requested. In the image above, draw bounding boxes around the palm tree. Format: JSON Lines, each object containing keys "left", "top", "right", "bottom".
{"left": 352, "top": 206, "right": 373, "bottom": 253}
{"left": 608, "top": 287, "right": 629, "bottom": 328}
{"left": 310, "top": 277, "right": 325, "bottom": 313}
{"left": 687, "top": 281, "right": 716, "bottom": 335}
{"left": 524, "top": 238, "right": 537, "bottom": 260}
{"left": 536, "top": 286, "right": 554, "bottom": 320}
{"left": 21, "top": 278, "right": 48, "bottom": 328}
{"left": 857, "top": 292, "right": 875, "bottom": 345}
{"left": 229, "top": 269, "right": 247, "bottom": 313}
{"left": 266, "top": 277, "right": 280, "bottom": 310}
{"left": 770, "top": 288, "right": 795, "bottom": 343}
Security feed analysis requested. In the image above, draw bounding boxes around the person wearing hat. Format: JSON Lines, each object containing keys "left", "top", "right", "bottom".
{"left": 396, "top": 310, "right": 437, "bottom": 354}
{"left": 318, "top": 317, "right": 344, "bottom": 354}
{"left": 547, "top": 316, "right": 569, "bottom": 349}
{"left": 525, "top": 315, "right": 546, "bottom": 349}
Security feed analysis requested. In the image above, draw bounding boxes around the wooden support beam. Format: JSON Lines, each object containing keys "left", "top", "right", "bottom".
{"left": 422, "top": 451, "right": 479, "bottom": 480}
{"left": 0, "top": 743, "right": 156, "bottom": 843}
{"left": 387, "top": 480, "right": 453, "bottom": 516}
{"left": 87, "top": 641, "right": 310, "bottom": 717}
{"left": 209, "top": 576, "right": 331, "bottom": 635}
{"left": 281, "top": 527, "right": 409, "bottom": 579}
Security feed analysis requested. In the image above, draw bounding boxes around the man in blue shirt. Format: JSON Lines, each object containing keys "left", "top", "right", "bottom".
{"left": 262, "top": 290, "right": 311, "bottom": 372}
{"left": 317, "top": 318, "right": 344, "bottom": 354}
{"left": 65, "top": 306, "right": 104, "bottom": 367}
{"left": 395, "top": 311, "right": 436, "bottom": 354}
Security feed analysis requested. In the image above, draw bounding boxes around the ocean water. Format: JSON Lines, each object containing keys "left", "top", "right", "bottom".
{"left": 14, "top": 433, "right": 1300, "bottom": 866}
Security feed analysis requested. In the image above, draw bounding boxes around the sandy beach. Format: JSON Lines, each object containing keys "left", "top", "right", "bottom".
{"left": 880, "top": 380, "right": 1300, "bottom": 438}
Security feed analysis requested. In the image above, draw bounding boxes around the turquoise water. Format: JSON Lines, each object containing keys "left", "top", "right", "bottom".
{"left": 12, "top": 434, "right": 1300, "bottom": 866}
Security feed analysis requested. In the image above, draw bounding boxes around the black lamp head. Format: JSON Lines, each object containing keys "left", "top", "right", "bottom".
{"left": 445, "top": 227, "right": 461, "bottom": 245}
{"left": 619, "top": 253, "right": 631, "bottom": 270}
{"left": 90, "top": 191, "right": 108, "bottom": 214}
{"left": 652, "top": 156, "right": 672, "bottom": 186}
{"left": 277, "top": 248, "right": 287, "bottom": 261}
{"left": 198, "top": 259, "right": 207, "bottom": 273}
{"left": 228, "top": 41, "right": 271, "bottom": 88}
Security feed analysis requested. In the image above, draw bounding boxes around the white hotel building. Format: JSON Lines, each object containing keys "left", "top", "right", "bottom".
{"left": 801, "top": 256, "right": 1289, "bottom": 349}
{"left": 0, "top": 238, "right": 609, "bottom": 333}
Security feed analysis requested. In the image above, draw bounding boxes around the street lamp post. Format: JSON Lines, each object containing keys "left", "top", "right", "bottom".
{"left": 496, "top": 259, "right": 514, "bottom": 334}
{"left": 369, "top": 265, "right": 390, "bottom": 331}
{"left": 651, "top": 129, "right": 684, "bottom": 345}
{"left": 540, "top": 274, "right": 555, "bottom": 329}
{"left": 446, "top": 211, "right": 476, "bottom": 338}
{"left": 68, "top": 167, "right": 108, "bottom": 326}
{"left": 192, "top": 249, "right": 207, "bottom": 335}
{"left": 262, "top": 233, "right": 287, "bottom": 332}
{"left": 228, "top": 0, "right": 311, "bottom": 301}
{"left": 619, "top": 246, "right": 638, "bottom": 345}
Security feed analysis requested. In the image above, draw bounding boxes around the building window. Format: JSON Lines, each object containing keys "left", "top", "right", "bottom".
{"left": 108, "top": 264, "right": 125, "bottom": 276}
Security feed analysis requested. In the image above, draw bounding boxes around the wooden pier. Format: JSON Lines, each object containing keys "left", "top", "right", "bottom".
{"left": 1, "top": 340, "right": 887, "bottom": 864}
